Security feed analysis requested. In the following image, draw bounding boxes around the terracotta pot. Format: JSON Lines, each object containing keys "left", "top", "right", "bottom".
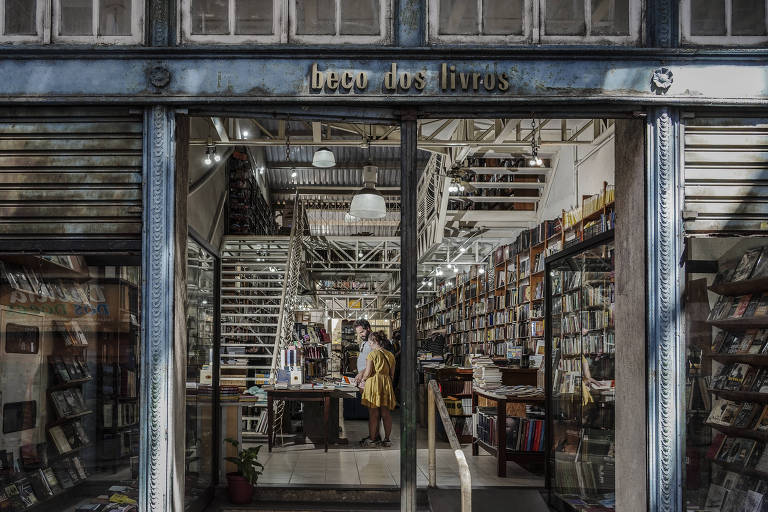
{"left": 226, "top": 472, "right": 254, "bottom": 504}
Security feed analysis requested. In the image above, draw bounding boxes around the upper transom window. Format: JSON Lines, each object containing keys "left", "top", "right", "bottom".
{"left": 181, "top": 0, "right": 391, "bottom": 44}
{"left": 429, "top": 0, "right": 642, "bottom": 45}
{"left": 0, "top": 0, "right": 143, "bottom": 43}
{"left": 681, "top": 0, "right": 768, "bottom": 45}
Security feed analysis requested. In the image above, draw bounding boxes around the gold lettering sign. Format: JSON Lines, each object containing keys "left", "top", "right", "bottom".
{"left": 309, "top": 63, "right": 509, "bottom": 94}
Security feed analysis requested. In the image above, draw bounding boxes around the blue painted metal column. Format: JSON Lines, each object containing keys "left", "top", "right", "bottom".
{"left": 646, "top": 107, "right": 684, "bottom": 512}
{"left": 396, "top": 0, "right": 426, "bottom": 46}
{"left": 140, "top": 106, "right": 177, "bottom": 512}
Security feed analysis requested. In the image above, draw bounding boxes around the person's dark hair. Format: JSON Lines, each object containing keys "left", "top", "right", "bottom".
{"left": 354, "top": 319, "right": 371, "bottom": 331}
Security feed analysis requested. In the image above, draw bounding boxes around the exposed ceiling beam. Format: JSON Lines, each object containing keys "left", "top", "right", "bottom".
{"left": 211, "top": 117, "right": 229, "bottom": 143}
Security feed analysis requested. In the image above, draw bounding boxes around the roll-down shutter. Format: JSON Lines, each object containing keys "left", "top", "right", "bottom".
{"left": 0, "top": 107, "right": 142, "bottom": 246}
{"left": 684, "top": 117, "right": 768, "bottom": 235}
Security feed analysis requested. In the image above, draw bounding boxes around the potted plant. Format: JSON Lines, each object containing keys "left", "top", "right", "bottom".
{"left": 224, "top": 438, "right": 264, "bottom": 504}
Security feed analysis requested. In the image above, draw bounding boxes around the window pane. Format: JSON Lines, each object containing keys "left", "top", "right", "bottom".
{"left": 340, "top": 0, "right": 379, "bottom": 35}
{"left": 60, "top": 0, "right": 93, "bottom": 36}
{"left": 0, "top": 255, "right": 142, "bottom": 507}
{"left": 545, "top": 0, "right": 586, "bottom": 35}
{"left": 296, "top": 0, "right": 335, "bottom": 35}
{"left": 591, "top": 0, "right": 629, "bottom": 35}
{"left": 235, "top": 0, "right": 273, "bottom": 34}
{"left": 98, "top": 0, "right": 131, "bottom": 36}
{"left": 483, "top": 0, "right": 523, "bottom": 35}
{"left": 191, "top": 0, "right": 228, "bottom": 35}
{"left": 185, "top": 240, "right": 215, "bottom": 505}
{"left": 732, "top": 0, "right": 766, "bottom": 35}
{"left": 439, "top": 0, "right": 478, "bottom": 35}
{"left": 4, "top": 0, "right": 36, "bottom": 35}
{"left": 690, "top": 0, "right": 726, "bottom": 35}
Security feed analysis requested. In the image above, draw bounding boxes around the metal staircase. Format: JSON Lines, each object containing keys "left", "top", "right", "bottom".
{"left": 219, "top": 199, "right": 305, "bottom": 441}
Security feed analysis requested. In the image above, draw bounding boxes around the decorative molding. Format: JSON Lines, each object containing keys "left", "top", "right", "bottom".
{"left": 149, "top": 65, "right": 171, "bottom": 89}
{"left": 647, "top": 108, "right": 683, "bottom": 512}
{"left": 651, "top": 67, "right": 674, "bottom": 94}
{"left": 141, "top": 106, "right": 175, "bottom": 512}
{"left": 149, "top": 0, "right": 170, "bottom": 47}
{"left": 649, "top": 0, "right": 676, "bottom": 47}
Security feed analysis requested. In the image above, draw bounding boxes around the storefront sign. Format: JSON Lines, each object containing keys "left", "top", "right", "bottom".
{"left": 310, "top": 63, "right": 511, "bottom": 94}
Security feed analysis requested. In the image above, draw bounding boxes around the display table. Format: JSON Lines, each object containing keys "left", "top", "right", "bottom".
{"left": 472, "top": 387, "right": 545, "bottom": 477}
{"left": 265, "top": 387, "right": 357, "bottom": 453}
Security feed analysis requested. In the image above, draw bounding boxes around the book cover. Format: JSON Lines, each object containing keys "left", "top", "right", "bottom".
{"left": 742, "top": 367, "right": 760, "bottom": 390}
{"left": 733, "top": 402, "right": 760, "bottom": 429}
{"left": 71, "top": 456, "right": 87, "bottom": 480}
{"left": 712, "top": 330, "right": 728, "bottom": 352}
{"left": 50, "top": 391, "right": 73, "bottom": 418}
{"left": 42, "top": 467, "right": 62, "bottom": 495}
{"left": 745, "top": 296, "right": 761, "bottom": 317}
{"left": 754, "top": 405, "right": 768, "bottom": 433}
{"left": 733, "top": 295, "right": 753, "bottom": 318}
{"left": 704, "top": 484, "right": 727, "bottom": 509}
{"left": 48, "top": 426, "right": 72, "bottom": 454}
{"left": 707, "top": 399, "right": 734, "bottom": 425}
{"left": 729, "top": 438, "right": 756, "bottom": 466}
{"left": 749, "top": 331, "right": 768, "bottom": 354}
{"left": 52, "top": 461, "right": 74, "bottom": 489}
{"left": 716, "top": 437, "right": 735, "bottom": 462}
{"left": 750, "top": 246, "right": 768, "bottom": 278}
{"left": 738, "top": 331, "right": 757, "bottom": 352}
{"left": 726, "top": 364, "right": 751, "bottom": 390}
{"left": 732, "top": 248, "right": 762, "bottom": 282}
{"left": 30, "top": 470, "right": 52, "bottom": 500}
{"left": 755, "top": 294, "right": 768, "bottom": 317}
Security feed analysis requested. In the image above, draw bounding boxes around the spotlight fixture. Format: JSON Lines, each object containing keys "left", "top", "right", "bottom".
{"left": 312, "top": 147, "right": 336, "bottom": 168}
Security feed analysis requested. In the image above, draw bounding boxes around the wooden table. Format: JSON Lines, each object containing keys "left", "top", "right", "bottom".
{"left": 265, "top": 387, "right": 357, "bottom": 453}
{"left": 471, "top": 387, "right": 545, "bottom": 477}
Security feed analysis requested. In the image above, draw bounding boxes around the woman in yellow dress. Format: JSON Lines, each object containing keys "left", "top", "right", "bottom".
{"left": 357, "top": 331, "right": 396, "bottom": 447}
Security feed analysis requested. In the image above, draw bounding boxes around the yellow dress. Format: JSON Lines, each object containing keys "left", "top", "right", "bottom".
{"left": 361, "top": 349, "right": 397, "bottom": 410}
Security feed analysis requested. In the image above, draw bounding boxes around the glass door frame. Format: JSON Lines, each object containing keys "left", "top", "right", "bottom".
{"left": 544, "top": 229, "right": 616, "bottom": 510}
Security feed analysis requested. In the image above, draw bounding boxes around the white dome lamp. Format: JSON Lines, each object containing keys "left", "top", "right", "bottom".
{"left": 349, "top": 164, "right": 386, "bottom": 220}
{"left": 312, "top": 146, "right": 336, "bottom": 168}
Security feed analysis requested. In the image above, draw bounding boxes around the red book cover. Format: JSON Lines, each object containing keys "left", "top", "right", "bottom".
{"left": 733, "top": 295, "right": 753, "bottom": 318}
{"left": 533, "top": 421, "right": 542, "bottom": 451}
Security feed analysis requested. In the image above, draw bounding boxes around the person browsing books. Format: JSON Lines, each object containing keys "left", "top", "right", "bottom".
{"left": 357, "top": 331, "right": 397, "bottom": 447}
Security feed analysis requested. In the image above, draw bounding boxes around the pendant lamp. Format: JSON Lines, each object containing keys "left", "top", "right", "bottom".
{"left": 312, "top": 147, "right": 336, "bottom": 168}
{"left": 349, "top": 164, "right": 386, "bottom": 219}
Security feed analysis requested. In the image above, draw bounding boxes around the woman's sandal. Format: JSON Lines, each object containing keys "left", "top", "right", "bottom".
{"left": 381, "top": 438, "right": 392, "bottom": 447}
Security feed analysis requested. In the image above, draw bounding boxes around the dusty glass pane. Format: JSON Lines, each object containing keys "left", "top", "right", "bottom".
{"left": 235, "top": 0, "right": 273, "bottom": 34}
{"left": 340, "top": 0, "right": 379, "bottom": 35}
{"left": 483, "top": 0, "right": 523, "bottom": 35}
{"left": 591, "top": 0, "right": 629, "bottom": 35}
{"left": 296, "top": 0, "right": 335, "bottom": 35}
{"left": 438, "top": 0, "right": 478, "bottom": 35}
{"left": 60, "top": 0, "right": 93, "bottom": 35}
{"left": 98, "top": 0, "right": 131, "bottom": 36}
{"left": 4, "top": 0, "right": 36, "bottom": 35}
{"left": 732, "top": 0, "right": 766, "bottom": 35}
{"left": 690, "top": 0, "right": 726, "bottom": 35}
{"left": 545, "top": 0, "right": 586, "bottom": 35}
{"left": 191, "top": 0, "right": 228, "bottom": 35}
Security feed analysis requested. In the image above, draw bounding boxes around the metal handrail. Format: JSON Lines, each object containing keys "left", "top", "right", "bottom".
{"left": 427, "top": 379, "right": 472, "bottom": 512}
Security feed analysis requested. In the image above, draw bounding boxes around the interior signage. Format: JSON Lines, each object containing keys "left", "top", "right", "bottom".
{"left": 310, "top": 63, "right": 510, "bottom": 94}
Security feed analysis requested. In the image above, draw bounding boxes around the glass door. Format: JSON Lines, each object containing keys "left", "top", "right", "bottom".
{"left": 546, "top": 235, "right": 616, "bottom": 511}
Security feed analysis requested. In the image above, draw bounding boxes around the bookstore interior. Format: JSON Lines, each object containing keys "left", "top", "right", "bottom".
{"left": 1, "top": 114, "right": 766, "bottom": 512}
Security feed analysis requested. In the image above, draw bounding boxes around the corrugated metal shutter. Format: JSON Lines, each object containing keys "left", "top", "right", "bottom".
{"left": 684, "top": 117, "right": 768, "bottom": 235}
{"left": 0, "top": 107, "right": 142, "bottom": 248}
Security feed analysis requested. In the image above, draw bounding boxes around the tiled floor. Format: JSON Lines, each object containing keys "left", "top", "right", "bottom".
{"left": 256, "top": 415, "right": 543, "bottom": 488}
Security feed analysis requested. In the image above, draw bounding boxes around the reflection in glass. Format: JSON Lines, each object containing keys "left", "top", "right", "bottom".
{"left": 185, "top": 239, "right": 215, "bottom": 505}
{"left": 548, "top": 241, "right": 616, "bottom": 510}
{"left": 0, "top": 254, "right": 142, "bottom": 507}
{"left": 4, "top": 0, "right": 36, "bottom": 35}
{"left": 98, "top": 0, "right": 131, "bottom": 35}
{"left": 340, "top": 0, "right": 379, "bottom": 35}
{"left": 191, "top": 0, "right": 228, "bottom": 34}
{"left": 545, "top": 0, "right": 586, "bottom": 35}
{"left": 690, "top": 0, "right": 726, "bottom": 35}
{"left": 235, "top": 0, "right": 273, "bottom": 34}
{"left": 483, "top": 0, "right": 523, "bottom": 35}
{"left": 296, "top": 0, "right": 335, "bottom": 35}
{"left": 591, "top": 0, "right": 629, "bottom": 35}
{"left": 60, "top": 0, "right": 92, "bottom": 35}
{"left": 438, "top": 0, "right": 478, "bottom": 35}
{"left": 732, "top": 0, "right": 766, "bottom": 35}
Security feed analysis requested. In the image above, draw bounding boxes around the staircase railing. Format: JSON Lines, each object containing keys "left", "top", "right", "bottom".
{"left": 427, "top": 379, "right": 472, "bottom": 512}
{"left": 270, "top": 194, "right": 305, "bottom": 381}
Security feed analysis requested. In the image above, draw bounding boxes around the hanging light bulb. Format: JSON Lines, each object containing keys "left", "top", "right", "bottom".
{"left": 259, "top": 166, "right": 265, "bottom": 174}
{"left": 203, "top": 147, "right": 212, "bottom": 166}
{"left": 459, "top": 246, "right": 467, "bottom": 253}
{"left": 242, "top": 129, "right": 250, "bottom": 138}
{"left": 213, "top": 147, "right": 221, "bottom": 162}
{"left": 436, "top": 267, "right": 443, "bottom": 276}
{"left": 291, "top": 170, "right": 297, "bottom": 179}
{"left": 459, "top": 184, "right": 465, "bottom": 192}
{"left": 479, "top": 267, "right": 485, "bottom": 274}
